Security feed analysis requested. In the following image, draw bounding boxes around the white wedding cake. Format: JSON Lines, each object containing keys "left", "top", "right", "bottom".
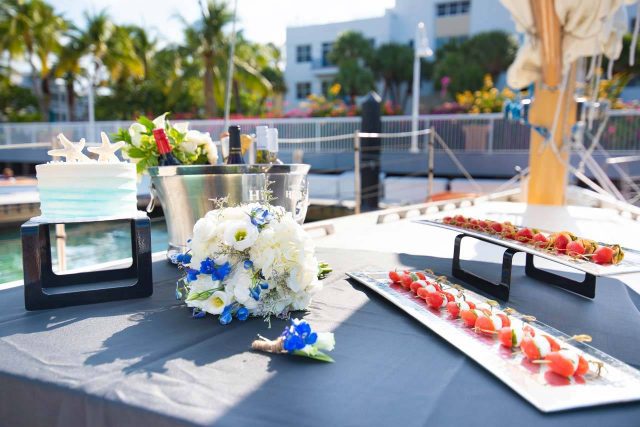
{"left": 36, "top": 133, "right": 138, "bottom": 220}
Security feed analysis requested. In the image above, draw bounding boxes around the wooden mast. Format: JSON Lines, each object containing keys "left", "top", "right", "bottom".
{"left": 526, "top": 0, "right": 576, "bottom": 205}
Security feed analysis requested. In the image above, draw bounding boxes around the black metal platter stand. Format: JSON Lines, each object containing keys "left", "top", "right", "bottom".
{"left": 452, "top": 232, "right": 596, "bottom": 301}
{"left": 21, "top": 214, "right": 153, "bottom": 310}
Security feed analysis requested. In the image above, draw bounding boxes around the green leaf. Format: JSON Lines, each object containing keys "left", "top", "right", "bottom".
{"left": 292, "top": 350, "right": 335, "bottom": 363}
{"left": 138, "top": 115, "right": 155, "bottom": 131}
{"left": 186, "top": 289, "right": 215, "bottom": 301}
{"left": 125, "top": 147, "right": 147, "bottom": 158}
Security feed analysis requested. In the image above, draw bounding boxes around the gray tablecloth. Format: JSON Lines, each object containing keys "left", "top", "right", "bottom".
{"left": 1, "top": 248, "right": 640, "bottom": 427}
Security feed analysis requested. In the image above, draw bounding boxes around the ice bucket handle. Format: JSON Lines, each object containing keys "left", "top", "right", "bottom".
{"left": 146, "top": 184, "right": 157, "bottom": 213}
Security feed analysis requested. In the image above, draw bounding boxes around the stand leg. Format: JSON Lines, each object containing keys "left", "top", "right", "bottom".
{"left": 452, "top": 234, "right": 512, "bottom": 301}
{"left": 525, "top": 254, "right": 596, "bottom": 298}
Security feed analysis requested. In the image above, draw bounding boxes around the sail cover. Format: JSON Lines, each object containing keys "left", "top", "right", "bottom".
{"left": 500, "top": 0, "right": 636, "bottom": 88}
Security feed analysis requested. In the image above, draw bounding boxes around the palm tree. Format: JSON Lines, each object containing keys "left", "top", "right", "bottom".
{"left": 55, "top": 24, "right": 85, "bottom": 120}
{"left": 124, "top": 25, "right": 156, "bottom": 79}
{"left": 371, "top": 43, "right": 413, "bottom": 111}
{"left": 81, "top": 10, "right": 143, "bottom": 86}
{"left": 0, "top": 0, "right": 66, "bottom": 118}
{"left": 328, "top": 31, "right": 376, "bottom": 104}
{"left": 183, "top": 0, "right": 233, "bottom": 117}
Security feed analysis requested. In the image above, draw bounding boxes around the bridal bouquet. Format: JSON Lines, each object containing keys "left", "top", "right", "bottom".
{"left": 175, "top": 202, "right": 329, "bottom": 324}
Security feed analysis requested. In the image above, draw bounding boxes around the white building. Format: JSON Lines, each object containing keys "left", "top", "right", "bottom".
{"left": 284, "top": 0, "right": 516, "bottom": 109}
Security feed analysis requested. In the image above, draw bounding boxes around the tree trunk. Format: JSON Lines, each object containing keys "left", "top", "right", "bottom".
{"left": 381, "top": 81, "right": 389, "bottom": 103}
{"left": 232, "top": 79, "right": 242, "bottom": 115}
{"left": 41, "top": 75, "right": 52, "bottom": 121}
{"left": 203, "top": 52, "right": 217, "bottom": 117}
{"left": 66, "top": 76, "right": 76, "bottom": 121}
{"left": 28, "top": 52, "right": 45, "bottom": 118}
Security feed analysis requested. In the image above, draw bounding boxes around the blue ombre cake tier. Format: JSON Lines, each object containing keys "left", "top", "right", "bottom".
{"left": 36, "top": 162, "right": 138, "bottom": 220}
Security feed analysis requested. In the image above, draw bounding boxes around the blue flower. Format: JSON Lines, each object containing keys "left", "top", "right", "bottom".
{"left": 192, "top": 308, "right": 206, "bottom": 319}
{"left": 200, "top": 258, "right": 214, "bottom": 275}
{"left": 305, "top": 332, "right": 318, "bottom": 345}
{"left": 243, "top": 260, "right": 253, "bottom": 270}
{"left": 176, "top": 254, "right": 184, "bottom": 263}
{"left": 259, "top": 281, "right": 269, "bottom": 289}
{"left": 250, "top": 286, "right": 261, "bottom": 301}
{"left": 186, "top": 269, "right": 200, "bottom": 282}
{"left": 283, "top": 334, "right": 305, "bottom": 352}
{"left": 236, "top": 307, "right": 249, "bottom": 321}
{"left": 294, "top": 320, "right": 311, "bottom": 337}
{"left": 250, "top": 207, "right": 273, "bottom": 227}
{"left": 219, "top": 305, "right": 233, "bottom": 325}
{"left": 212, "top": 262, "right": 231, "bottom": 281}
{"left": 183, "top": 253, "right": 192, "bottom": 263}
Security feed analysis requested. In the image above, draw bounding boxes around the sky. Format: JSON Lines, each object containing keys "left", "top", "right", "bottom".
{"left": 49, "top": 0, "right": 397, "bottom": 48}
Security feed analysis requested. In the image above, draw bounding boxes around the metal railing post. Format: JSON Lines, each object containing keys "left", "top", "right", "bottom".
{"left": 428, "top": 127, "right": 435, "bottom": 201}
{"left": 55, "top": 224, "right": 67, "bottom": 272}
{"left": 315, "top": 121, "right": 321, "bottom": 153}
{"left": 354, "top": 131, "right": 362, "bottom": 215}
{"left": 488, "top": 117, "right": 495, "bottom": 154}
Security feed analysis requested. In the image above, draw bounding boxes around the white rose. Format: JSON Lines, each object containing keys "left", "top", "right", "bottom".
{"left": 315, "top": 332, "right": 335, "bottom": 351}
{"left": 223, "top": 220, "right": 259, "bottom": 251}
{"left": 180, "top": 138, "right": 199, "bottom": 154}
{"left": 128, "top": 122, "right": 146, "bottom": 147}
{"left": 152, "top": 112, "right": 168, "bottom": 129}
{"left": 193, "top": 217, "right": 218, "bottom": 242}
{"left": 204, "top": 141, "right": 219, "bottom": 164}
{"left": 202, "top": 290, "right": 231, "bottom": 315}
{"left": 219, "top": 206, "right": 249, "bottom": 222}
{"left": 173, "top": 122, "right": 189, "bottom": 134}
{"left": 185, "top": 129, "right": 213, "bottom": 146}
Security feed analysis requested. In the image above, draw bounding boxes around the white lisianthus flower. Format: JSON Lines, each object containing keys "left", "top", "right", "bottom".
{"left": 152, "top": 112, "right": 168, "bottom": 129}
{"left": 128, "top": 122, "right": 146, "bottom": 147}
{"left": 204, "top": 140, "right": 219, "bottom": 164}
{"left": 173, "top": 122, "right": 189, "bottom": 134}
{"left": 202, "top": 290, "right": 231, "bottom": 315}
{"left": 291, "top": 292, "right": 311, "bottom": 310}
{"left": 223, "top": 220, "right": 259, "bottom": 251}
{"left": 315, "top": 332, "right": 335, "bottom": 351}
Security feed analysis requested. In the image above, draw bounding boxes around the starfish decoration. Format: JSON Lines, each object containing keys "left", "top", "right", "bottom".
{"left": 87, "top": 132, "right": 125, "bottom": 162}
{"left": 48, "top": 134, "right": 91, "bottom": 162}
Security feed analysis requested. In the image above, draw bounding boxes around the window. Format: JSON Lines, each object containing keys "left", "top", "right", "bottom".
{"left": 436, "top": 1, "right": 471, "bottom": 17}
{"left": 322, "top": 42, "right": 334, "bottom": 67}
{"left": 296, "top": 82, "right": 312, "bottom": 100}
{"left": 321, "top": 80, "right": 332, "bottom": 96}
{"left": 296, "top": 44, "right": 311, "bottom": 63}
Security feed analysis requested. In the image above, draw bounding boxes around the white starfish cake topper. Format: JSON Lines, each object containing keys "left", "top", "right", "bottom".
{"left": 48, "top": 134, "right": 91, "bottom": 162}
{"left": 87, "top": 132, "right": 125, "bottom": 163}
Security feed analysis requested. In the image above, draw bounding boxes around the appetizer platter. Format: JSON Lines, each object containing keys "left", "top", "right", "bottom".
{"left": 416, "top": 216, "right": 640, "bottom": 277}
{"left": 347, "top": 269, "right": 640, "bottom": 412}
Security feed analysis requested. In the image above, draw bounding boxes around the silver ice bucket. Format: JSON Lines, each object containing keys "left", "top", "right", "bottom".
{"left": 148, "top": 164, "right": 310, "bottom": 259}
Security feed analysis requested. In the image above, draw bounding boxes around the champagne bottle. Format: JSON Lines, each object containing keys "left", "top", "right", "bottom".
{"left": 255, "top": 125, "right": 269, "bottom": 164}
{"left": 152, "top": 128, "right": 181, "bottom": 166}
{"left": 226, "top": 125, "right": 245, "bottom": 165}
{"left": 267, "top": 127, "right": 283, "bottom": 164}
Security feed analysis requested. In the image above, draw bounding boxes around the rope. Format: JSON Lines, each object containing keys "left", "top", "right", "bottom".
{"left": 432, "top": 131, "right": 483, "bottom": 193}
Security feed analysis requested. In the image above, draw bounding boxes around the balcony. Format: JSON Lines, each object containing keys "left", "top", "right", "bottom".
{"left": 311, "top": 58, "right": 338, "bottom": 76}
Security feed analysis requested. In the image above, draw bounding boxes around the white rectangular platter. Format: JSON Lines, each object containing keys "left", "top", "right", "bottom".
{"left": 416, "top": 219, "right": 640, "bottom": 277}
{"left": 347, "top": 270, "right": 640, "bottom": 412}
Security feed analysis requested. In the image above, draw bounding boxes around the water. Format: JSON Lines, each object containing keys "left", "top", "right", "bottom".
{"left": 0, "top": 219, "right": 169, "bottom": 284}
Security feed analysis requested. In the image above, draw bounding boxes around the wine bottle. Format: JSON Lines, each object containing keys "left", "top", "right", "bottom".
{"left": 267, "top": 127, "right": 283, "bottom": 164}
{"left": 226, "top": 125, "right": 245, "bottom": 164}
{"left": 152, "top": 128, "right": 181, "bottom": 166}
{"left": 255, "top": 125, "right": 269, "bottom": 164}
